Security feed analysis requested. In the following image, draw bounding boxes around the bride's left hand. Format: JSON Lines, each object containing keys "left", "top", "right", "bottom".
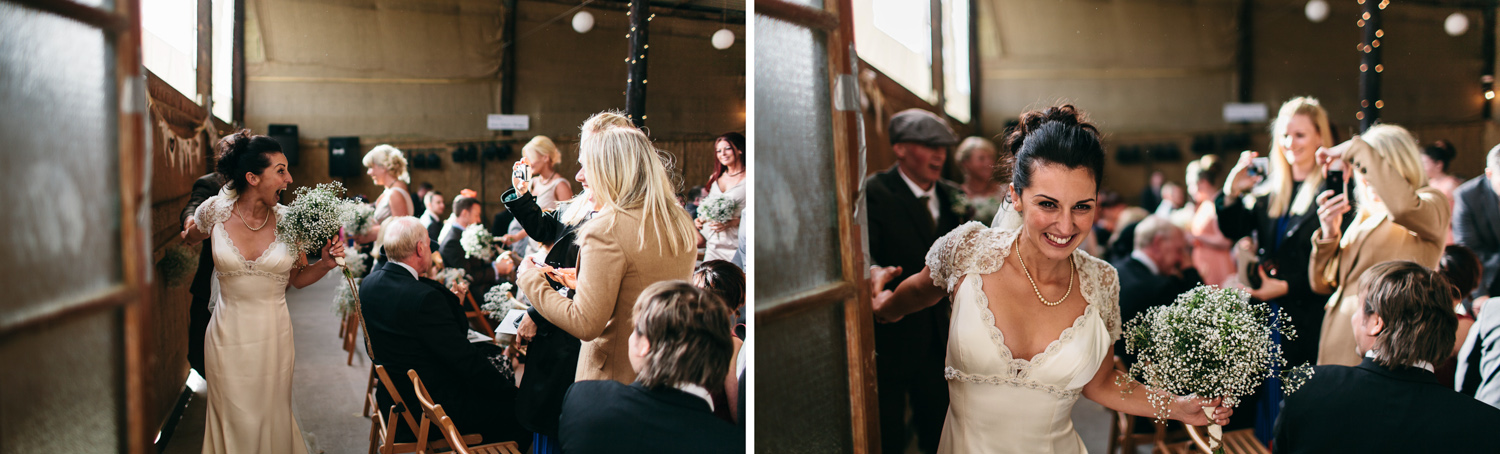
{"left": 322, "top": 237, "right": 346, "bottom": 265}
{"left": 1173, "top": 395, "right": 1232, "bottom": 426}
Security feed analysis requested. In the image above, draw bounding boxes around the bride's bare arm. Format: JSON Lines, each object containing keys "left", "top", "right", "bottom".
{"left": 872, "top": 266, "right": 948, "bottom": 323}
{"left": 288, "top": 238, "right": 345, "bottom": 289}
{"left": 1081, "top": 354, "right": 1231, "bottom": 427}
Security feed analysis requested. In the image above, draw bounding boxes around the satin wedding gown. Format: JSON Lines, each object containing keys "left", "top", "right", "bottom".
{"left": 925, "top": 222, "right": 1121, "bottom": 453}
{"left": 194, "top": 191, "right": 308, "bottom": 454}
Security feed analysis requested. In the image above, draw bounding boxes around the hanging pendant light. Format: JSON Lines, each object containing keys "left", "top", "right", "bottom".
{"left": 712, "top": 29, "right": 735, "bottom": 49}
{"left": 573, "top": 10, "right": 595, "bottom": 34}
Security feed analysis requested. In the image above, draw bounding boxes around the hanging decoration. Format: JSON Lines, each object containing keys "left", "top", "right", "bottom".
{"left": 1305, "top": 0, "right": 1330, "bottom": 23}
{"left": 147, "top": 98, "right": 219, "bottom": 177}
{"left": 1445, "top": 12, "right": 1469, "bottom": 37}
{"left": 573, "top": 10, "right": 595, "bottom": 33}
{"left": 1356, "top": 0, "right": 1384, "bottom": 131}
{"left": 712, "top": 29, "right": 736, "bottom": 49}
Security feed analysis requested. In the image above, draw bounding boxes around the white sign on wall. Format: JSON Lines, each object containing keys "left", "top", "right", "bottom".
{"left": 1223, "top": 103, "right": 1269, "bottom": 123}
{"left": 487, "top": 114, "right": 530, "bottom": 131}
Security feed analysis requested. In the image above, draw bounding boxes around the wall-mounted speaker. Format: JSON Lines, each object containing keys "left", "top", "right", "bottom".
{"left": 329, "top": 137, "right": 361, "bottom": 178}
{"left": 268, "top": 124, "right": 299, "bottom": 166}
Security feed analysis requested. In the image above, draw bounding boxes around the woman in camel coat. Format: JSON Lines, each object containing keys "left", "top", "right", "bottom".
{"left": 1310, "top": 124, "right": 1451, "bottom": 367}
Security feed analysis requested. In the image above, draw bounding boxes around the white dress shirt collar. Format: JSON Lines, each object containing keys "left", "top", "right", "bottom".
{"left": 1130, "top": 250, "right": 1161, "bottom": 276}
{"left": 896, "top": 167, "right": 940, "bottom": 222}
{"left": 675, "top": 383, "right": 715, "bottom": 412}
{"left": 1363, "top": 349, "right": 1435, "bottom": 372}
{"left": 391, "top": 261, "right": 419, "bottom": 280}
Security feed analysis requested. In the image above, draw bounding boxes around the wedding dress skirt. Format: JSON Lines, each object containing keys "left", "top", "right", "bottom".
{"left": 196, "top": 194, "right": 308, "bottom": 454}
{"left": 926, "top": 223, "right": 1121, "bottom": 453}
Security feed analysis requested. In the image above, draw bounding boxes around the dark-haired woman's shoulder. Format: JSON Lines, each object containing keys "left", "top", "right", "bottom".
{"left": 925, "top": 221, "right": 1010, "bottom": 292}
{"left": 192, "top": 192, "right": 236, "bottom": 234}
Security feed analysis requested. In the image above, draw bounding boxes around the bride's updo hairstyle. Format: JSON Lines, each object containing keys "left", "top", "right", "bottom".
{"left": 1000, "top": 105, "right": 1106, "bottom": 194}
{"left": 215, "top": 129, "right": 284, "bottom": 193}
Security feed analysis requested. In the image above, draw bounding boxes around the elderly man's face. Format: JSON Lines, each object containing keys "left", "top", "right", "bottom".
{"left": 893, "top": 142, "right": 947, "bottom": 190}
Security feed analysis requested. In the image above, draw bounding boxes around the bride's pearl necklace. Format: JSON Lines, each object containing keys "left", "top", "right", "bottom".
{"left": 1014, "top": 236, "right": 1073, "bottom": 307}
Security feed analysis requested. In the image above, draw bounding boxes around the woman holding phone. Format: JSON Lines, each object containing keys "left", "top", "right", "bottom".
{"left": 1214, "top": 96, "right": 1337, "bottom": 442}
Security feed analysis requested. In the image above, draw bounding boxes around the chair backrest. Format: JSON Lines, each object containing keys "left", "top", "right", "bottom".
{"left": 407, "top": 369, "right": 458, "bottom": 452}
{"left": 436, "top": 416, "right": 474, "bottom": 454}
{"left": 374, "top": 365, "right": 422, "bottom": 436}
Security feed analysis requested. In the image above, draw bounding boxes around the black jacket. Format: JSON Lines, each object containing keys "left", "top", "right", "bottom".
{"left": 1112, "top": 257, "right": 1192, "bottom": 368}
{"left": 1273, "top": 358, "right": 1500, "bottom": 453}
{"left": 182, "top": 173, "right": 224, "bottom": 378}
{"left": 500, "top": 187, "right": 585, "bottom": 437}
{"left": 559, "top": 381, "right": 744, "bottom": 454}
{"left": 865, "top": 165, "right": 965, "bottom": 367}
{"left": 360, "top": 262, "right": 525, "bottom": 446}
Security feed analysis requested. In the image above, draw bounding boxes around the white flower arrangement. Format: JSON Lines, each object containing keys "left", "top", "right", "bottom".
{"left": 460, "top": 224, "right": 496, "bottom": 261}
{"left": 343, "top": 202, "right": 376, "bottom": 238}
{"left": 342, "top": 246, "right": 368, "bottom": 278}
{"left": 277, "top": 182, "right": 355, "bottom": 256}
{"left": 697, "top": 194, "right": 741, "bottom": 224}
{"left": 332, "top": 277, "right": 362, "bottom": 318}
{"left": 480, "top": 282, "right": 524, "bottom": 322}
{"left": 435, "top": 267, "right": 469, "bottom": 289}
{"left": 1121, "top": 285, "right": 1313, "bottom": 450}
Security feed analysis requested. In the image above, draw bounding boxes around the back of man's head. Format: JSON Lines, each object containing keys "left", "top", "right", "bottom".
{"left": 1356, "top": 261, "right": 1459, "bottom": 367}
{"left": 631, "top": 281, "right": 734, "bottom": 391}
{"left": 451, "top": 196, "right": 480, "bottom": 220}
{"left": 382, "top": 216, "right": 426, "bottom": 263}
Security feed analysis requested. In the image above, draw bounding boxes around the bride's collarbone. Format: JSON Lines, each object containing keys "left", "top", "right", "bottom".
{"left": 222, "top": 218, "right": 280, "bottom": 262}
{"left": 979, "top": 269, "right": 1088, "bottom": 358}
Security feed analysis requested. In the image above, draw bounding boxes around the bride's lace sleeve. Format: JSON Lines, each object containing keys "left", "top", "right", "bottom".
{"left": 193, "top": 194, "right": 232, "bottom": 234}
{"left": 1091, "top": 258, "right": 1123, "bottom": 341}
{"left": 924, "top": 221, "right": 989, "bottom": 292}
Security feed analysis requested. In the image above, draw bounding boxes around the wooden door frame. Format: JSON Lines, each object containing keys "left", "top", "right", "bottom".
{"left": 0, "top": 0, "right": 152, "bottom": 451}
{"left": 755, "top": 0, "right": 881, "bottom": 451}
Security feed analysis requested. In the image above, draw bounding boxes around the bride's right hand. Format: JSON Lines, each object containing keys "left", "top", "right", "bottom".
{"left": 1172, "top": 395, "right": 1232, "bottom": 427}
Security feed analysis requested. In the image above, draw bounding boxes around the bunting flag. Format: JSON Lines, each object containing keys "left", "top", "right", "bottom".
{"left": 147, "top": 98, "right": 220, "bottom": 175}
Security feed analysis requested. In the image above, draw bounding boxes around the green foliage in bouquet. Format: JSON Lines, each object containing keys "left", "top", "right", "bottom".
{"left": 480, "top": 282, "right": 523, "bottom": 322}
{"left": 1121, "top": 285, "right": 1314, "bottom": 422}
{"left": 333, "top": 277, "right": 361, "bottom": 318}
{"left": 157, "top": 244, "right": 200, "bottom": 288}
{"left": 277, "top": 182, "right": 355, "bottom": 256}
{"left": 697, "top": 194, "right": 741, "bottom": 223}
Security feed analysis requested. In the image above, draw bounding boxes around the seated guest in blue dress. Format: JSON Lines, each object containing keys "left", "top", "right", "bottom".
{"left": 558, "top": 281, "right": 743, "bottom": 454}
{"left": 1273, "top": 261, "right": 1500, "bottom": 453}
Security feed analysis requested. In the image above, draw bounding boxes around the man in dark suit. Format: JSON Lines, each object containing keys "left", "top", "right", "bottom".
{"left": 362, "top": 217, "right": 528, "bottom": 447}
{"left": 419, "top": 190, "right": 445, "bottom": 243}
{"left": 413, "top": 181, "right": 432, "bottom": 221}
{"left": 180, "top": 173, "right": 224, "bottom": 379}
{"left": 1453, "top": 144, "right": 1500, "bottom": 297}
{"left": 1113, "top": 216, "right": 1192, "bottom": 368}
{"left": 558, "top": 281, "right": 742, "bottom": 454}
{"left": 865, "top": 108, "right": 963, "bottom": 454}
{"left": 1273, "top": 261, "right": 1500, "bottom": 453}
{"left": 1457, "top": 287, "right": 1500, "bottom": 407}
{"left": 438, "top": 196, "right": 511, "bottom": 302}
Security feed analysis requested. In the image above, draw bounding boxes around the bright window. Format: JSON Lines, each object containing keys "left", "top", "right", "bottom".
{"left": 942, "top": 0, "right": 971, "bottom": 123}
{"left": 141, "top": 0, "right": 198, "bottom": 101}
{"left": 211, "top": 0, "right": 233, "bottom": 121}
{"left": 856, "top": 0, "right": 934, "bottom": 102}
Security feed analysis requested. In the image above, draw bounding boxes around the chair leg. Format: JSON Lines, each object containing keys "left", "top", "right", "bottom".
{"left": 1108, "top": 410, "right": 1121, "bottom": 454}
{"left": 362, "top": 367, "right": 375, "bottom": 417}
{"left": 346, "top": 317, "right": 360, "bottom": 366}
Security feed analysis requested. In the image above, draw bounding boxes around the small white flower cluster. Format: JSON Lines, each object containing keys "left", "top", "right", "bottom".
{"left": 1121, "top": 285, "right": 1314, "bottom": 423}
{"left": 435, "top": 267, "right": 469, "bottom": 289}
{"left": 342, "top": 246, "right": 368, "bottom": 278}
{"left": 460, "top": 224, "right": 496, "bottom": 260}
{"left": 277, "top": 182, "right": 356, "bottom": 256}
{"left": 343, "top": 203, "right": 376, "bottom": 237}
{"left": 480, "top": 282, "right": 523, "bottom": 322}
{"left": 697, "top": 194, "right": 740, "bottom": 224}
{"left": 332, "top": 277, "right": 362, "bottom": 318}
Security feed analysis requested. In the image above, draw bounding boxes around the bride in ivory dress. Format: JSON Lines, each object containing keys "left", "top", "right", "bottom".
{"left": 180, "top": 130, "right": 346, "bottom": 454}
{"left": 873, "top": 106, "right": 1231, "bottom": 453}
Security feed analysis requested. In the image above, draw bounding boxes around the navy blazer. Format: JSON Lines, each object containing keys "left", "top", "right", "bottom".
{"left": 1454, "top": 175, "right": 1500, "bottom": 296}
{"left": 361, "top": 262, "right": 524, "bottom": 445}
{"left": 1273, "top": 358, "right": 1500, "bottom": 453}
{"left": 559, "top": 380, "right": 743, "bottom": 454}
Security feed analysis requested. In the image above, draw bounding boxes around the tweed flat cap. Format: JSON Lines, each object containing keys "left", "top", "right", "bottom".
{"left": 889, "top": 108, "right": 958, "bottom": 147}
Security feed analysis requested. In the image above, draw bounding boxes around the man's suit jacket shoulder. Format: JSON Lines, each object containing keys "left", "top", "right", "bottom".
{"left": 560, "top": 381, "right": 742, "bottom": 454}
{"left": 1276, "top": 361, "right": 1500, "bottom": 453}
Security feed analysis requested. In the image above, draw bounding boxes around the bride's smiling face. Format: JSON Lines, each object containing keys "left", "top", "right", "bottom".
{"left": 247, "top": 152, "right": 292, "bottom": 203}
{"left": 1014, "top": 163, "right": 1097, "bottom": 261}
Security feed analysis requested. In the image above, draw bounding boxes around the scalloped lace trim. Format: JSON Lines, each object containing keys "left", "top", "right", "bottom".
{"left": 215, "top": 268, "right": 289, "bottom": 284}
{"left": 945, "top": 367, "right": 1082, "bottom": 399}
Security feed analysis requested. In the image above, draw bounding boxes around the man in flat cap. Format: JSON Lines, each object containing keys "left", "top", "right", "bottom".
{"left": 866, "top": 108, "right": 965, "bottom": 454}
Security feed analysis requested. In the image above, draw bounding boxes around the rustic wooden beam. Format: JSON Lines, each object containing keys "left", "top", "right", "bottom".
{"left": 756, "top": 0, "right": 838, "bottom": 31}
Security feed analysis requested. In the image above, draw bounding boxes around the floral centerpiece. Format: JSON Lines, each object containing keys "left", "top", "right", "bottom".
{"left": 1120, "top": 285, "right": 1313, "bottom": 452}
{"left": 276, "top": 182, "right": 355, "bottom": 256}
{"left": 460, "top": 224, "right": 497, "bottom": 260}
{"left": 697, "top": 194, "right": 741, "bottom": 224}
{"left": 343, "top": 202, "right": 376, "bottom": 238}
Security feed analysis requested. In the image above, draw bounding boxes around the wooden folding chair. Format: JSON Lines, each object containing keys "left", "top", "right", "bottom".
{"left": 1106, "top": 357, "right": 1186, "bottom": 453}
{"left": 462, "top": 291, "right": 494, "bottom": 337}
{"left": 407, "top": 369, "right": 521, "bottom": 454}
{"left": 367, "top": 365, "right": 478, "bottom": 454}
{"left": 1161, "top": 426, "right": 1268, "bottom": 454}
{"left": 363, "top": 363, "right": 378, "bottom": 418}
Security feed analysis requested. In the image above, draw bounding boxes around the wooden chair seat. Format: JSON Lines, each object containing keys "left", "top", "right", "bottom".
{"left": 408, "top": 369, "right": 521, "bottom": 454}
{"left": 1161, "top": 426, "right": 1268, "bottom": 454}
{"left": 367, "top": 365, "right": 478, "bottom": 454}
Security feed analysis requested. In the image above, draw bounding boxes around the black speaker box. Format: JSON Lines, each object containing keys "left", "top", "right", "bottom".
{"left": 268, "top": 124, "right": 299, "bottom": 165}
{"left": 328, "top": 137, "right": 361, "bottom": 178}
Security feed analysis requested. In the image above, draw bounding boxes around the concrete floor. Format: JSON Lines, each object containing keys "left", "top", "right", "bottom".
{"left": 160, "top": 273, "right": 373, "bottom": 454}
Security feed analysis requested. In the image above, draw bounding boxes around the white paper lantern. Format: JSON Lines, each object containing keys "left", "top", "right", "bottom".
{"left": 572, "top": 11, "right": 594, "bottom": 34}
{"left": 712, "top": 29, "right": 735, "bottom": 50}
{"left": 1446, "top": 12, "right": 1469, "bottom": 37}
{"left": 1304, "top": 0, "right": 1329, "bottom": 23}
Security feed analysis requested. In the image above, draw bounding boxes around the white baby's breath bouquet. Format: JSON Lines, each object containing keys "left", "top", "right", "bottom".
{"left": 277, "top": 182, "right": 355, "bottom": 256}
{"left": 697, "top": 194, "right": 741, "bottom": 224}
{"left": 343, "top": 202, "right": 376, "bottom": 238}
{"left": 332, "top": 277, "right": 361, "bottom": 318}
{"left": 480, "top": 282, "right": 524, "bottom": 322}
{"left": 1121, "top": 285, "right": 1313, "bottom": 452}
{"left": 460, "top": 224, "right": 496, "bottom": 260}
{"left": 435, "top": 267, "right": 469, "bottom": 289}
{"left": 342, "top": 246, "right": 368, "bottom": 278}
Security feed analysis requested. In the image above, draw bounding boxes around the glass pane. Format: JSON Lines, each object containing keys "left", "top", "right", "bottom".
{"left": 212, "top": 0, "right": 234, "bottom": 121}
{"left": 142, "top": 0, "right": 199, "bottom": 100}
{"left": 756, "top": 302, "right": 853, "bottom": 452}
{"left": 0, "top": 4, "right": 123, "bottom": 326}
{"left": 943, "top": 0, "right": 971, "bottom": 123}
{"left": 753, "top": 15, "right": 842, "bottom": 306}
{"left": 855, "top": 0, "right": 934, "bottom": 102}
{"left": 0, "top": 308, "right": 124, "bottom": 451}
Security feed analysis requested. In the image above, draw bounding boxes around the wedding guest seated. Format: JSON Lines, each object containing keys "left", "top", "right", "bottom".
{"left": 419, "top": 190, "right": 445, "bottom": 242}
{"left": 1437, "top": 245, "right": 1481, "bottom": 389}
{"left": 1272, "top": 261, "right": 1500, "bottom": 453}
{"left": 558, "top": 281, "right": 743, "bottom": 453}
{"left": 361, "top": 217, "right": 528, "bottom": 447}
{"left": 692, "top": 259, "right": 747, "bottom": 422}
{"left": 1113, "top": 216, "right": 1193, "bottom": 369}
{"left": 439, "top": 195, "right": 513, "bottom": 301}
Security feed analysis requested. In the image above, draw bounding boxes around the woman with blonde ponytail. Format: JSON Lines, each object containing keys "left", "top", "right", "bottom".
{"left": 517, "top": 112, "right": 697, "bottom": 384}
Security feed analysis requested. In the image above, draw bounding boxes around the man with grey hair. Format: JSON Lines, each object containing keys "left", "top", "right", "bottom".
{"left": 1454, "top": 144, "right": 1500, "bottom": 297}
{"left": 1114, "top": 215, "right": 1192, "bottom": 368}
{"left": 360, "top": 216, "right": 527, "bottom": 448}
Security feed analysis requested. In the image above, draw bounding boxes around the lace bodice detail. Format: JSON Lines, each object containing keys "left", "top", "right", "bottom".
{"left": 926, "top": 221, "right": 1121, "bottom": 341}
{"left": 194, "top": 190, "right": 295, "bottom": 282}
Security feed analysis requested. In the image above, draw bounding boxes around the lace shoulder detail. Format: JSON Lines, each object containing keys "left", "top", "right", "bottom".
{"left": 192, "top": 190, "right": 235, "bottom": 234}
{"left": 925, "top": 221, "right": 1012, "bottom": 292}
{"left": 1075, "top": 251, "right": 1121, "bottom": 341}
